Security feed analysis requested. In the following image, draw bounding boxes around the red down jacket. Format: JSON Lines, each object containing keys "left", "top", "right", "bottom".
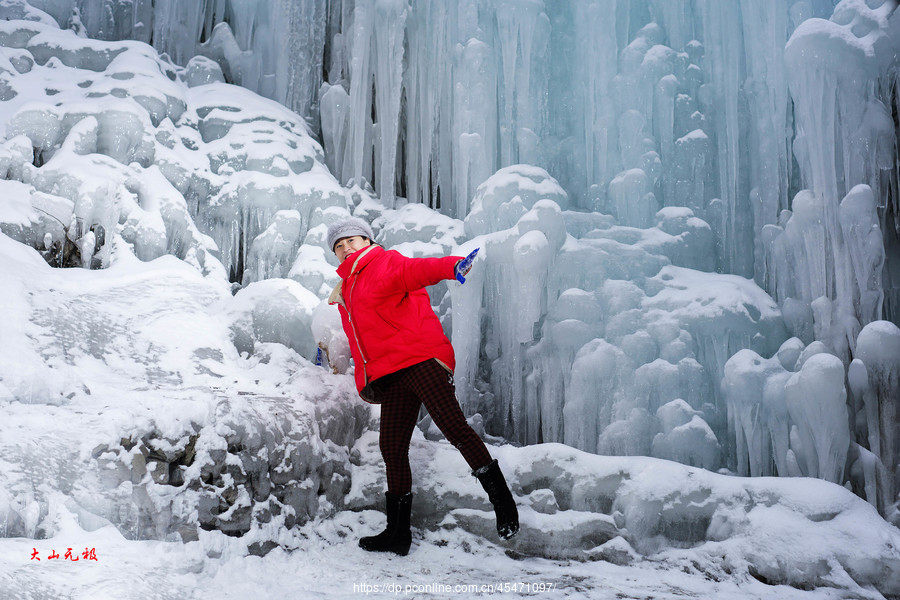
{"left": 328, "top": 244, "right": 462, "bottom": 402}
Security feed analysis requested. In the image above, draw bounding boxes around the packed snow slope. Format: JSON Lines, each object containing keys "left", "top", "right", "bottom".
{"left": 0, "top": 3, "right": 899, "bottom": 599}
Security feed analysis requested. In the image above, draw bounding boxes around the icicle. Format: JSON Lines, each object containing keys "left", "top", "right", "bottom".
{"left": 571, "top": 0, "right": 618, "bottom": 205}
{"left": 856, "top": 321, "right": 900, "bottom": 523}
{"left": 495, "top": 0, "right": 549, "bottom": 166}
{"left": 342, "top": 2, "right": 375, "bottom": 189}
{"left": 739, "top": 0, "right": 792, "bottom": 284}
{"left": 696, "top": 0, "right": 753, "bottom": 277}
{"left": 371, "top": 0, "right": 407, "bottom": 206}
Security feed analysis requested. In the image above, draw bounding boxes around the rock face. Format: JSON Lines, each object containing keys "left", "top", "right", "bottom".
{"left": 86, "top": 389, "right": 369, "bottom": 544}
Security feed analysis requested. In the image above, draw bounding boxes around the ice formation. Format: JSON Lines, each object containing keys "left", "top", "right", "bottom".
{"left": 10, "top": 0, "right": 890, "bottom": 488}
{"left": 1, "top": 1, "right": 900, "bottom": 592}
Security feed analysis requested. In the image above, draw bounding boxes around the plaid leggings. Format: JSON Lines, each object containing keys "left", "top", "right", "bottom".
{"left": 374, "top": 359, "right": 492, "bottom": 494}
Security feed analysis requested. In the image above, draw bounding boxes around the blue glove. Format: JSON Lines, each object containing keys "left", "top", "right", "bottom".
{"left": 454, "top": 248, "right": 480, "bottom": 284}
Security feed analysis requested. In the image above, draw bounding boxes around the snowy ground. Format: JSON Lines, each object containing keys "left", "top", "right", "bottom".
{"left": 2, "top": 518, "right": 888, "bottom": 600}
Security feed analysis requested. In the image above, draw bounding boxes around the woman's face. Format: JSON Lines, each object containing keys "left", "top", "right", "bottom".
{"left": 334, "top": 236, "right": 371, "bottom": 263}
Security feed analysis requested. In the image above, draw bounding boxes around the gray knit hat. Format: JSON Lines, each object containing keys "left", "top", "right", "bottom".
{"left": 327, "top": 217, "right": 375, "bottom": 252}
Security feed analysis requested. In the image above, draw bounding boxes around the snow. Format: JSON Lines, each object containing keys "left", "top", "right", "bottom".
{"left": 1, "top": 1, "right": 899, "bottom": 598}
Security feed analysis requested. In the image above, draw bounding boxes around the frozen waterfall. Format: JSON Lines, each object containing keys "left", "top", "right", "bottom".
{"left": 1, "top": 0, "right": 899, "bottom": 527}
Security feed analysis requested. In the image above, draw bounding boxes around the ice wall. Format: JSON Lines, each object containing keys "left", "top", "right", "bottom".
{"left": 450, "top": 166, "right": 784, "bottom": 480}
{"left": 21, "top": 0, "right": 330, "bottom": 127}
{"left": 773, "top": 1, "right": 899, "bottom": 353}
{"left": 14, "top": 0, "right": 898, "bottom": 324}
{"left": 2, "top": 0, "right": 899, "bottom": 521}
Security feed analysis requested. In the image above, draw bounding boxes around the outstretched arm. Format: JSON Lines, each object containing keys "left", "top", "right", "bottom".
{"left": 388, "top": 252, "right": 463, "bottom": 292}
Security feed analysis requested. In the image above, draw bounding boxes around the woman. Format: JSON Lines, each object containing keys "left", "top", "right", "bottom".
{"left": 326, "top": 217, "right": 519, "bottom": 556}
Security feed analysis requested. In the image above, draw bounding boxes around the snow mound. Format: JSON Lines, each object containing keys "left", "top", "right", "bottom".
{"left": 348, "top": 435, "right": 900, "bottom": 596}
{"left": 0, "top": 233, "right": 369, "bottom": 545}
{"left": 0, "top": 17, "right": 346, "bottom": 284}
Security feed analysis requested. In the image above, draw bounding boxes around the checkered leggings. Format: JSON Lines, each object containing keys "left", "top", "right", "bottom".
{"left": 374, "top": 359, "right": 492, "bottom": 494}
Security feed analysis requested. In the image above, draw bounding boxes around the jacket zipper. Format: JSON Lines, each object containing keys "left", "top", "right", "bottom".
{"left": 336, "top": 244, "right": 378, "bottom": 387}
{"left": 344, "top": 275, "right": 370, "bottom": 384}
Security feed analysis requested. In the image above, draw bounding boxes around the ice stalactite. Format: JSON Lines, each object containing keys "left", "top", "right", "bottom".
{"left": 722, "top": 349, "right": 791, "bottom": 478}
{"left": 318, "top": 83, "right": 350, "bottom": 182}
{"left": 854, "top": 321, "right": 900, "bottom": 524}
{"left": 696, "top": 0, "right": 753, "bottom": 278}
{"left": 404, "top": 0, "right": 451, "bottom": 212}
{"left": 242, "top": 210, "right": 303, "bottom": 285}
{"left": 781, "top": 0, "right": 899, "bottom": 355}
{"left": 371, "top": 0, "right": 407, "bottom": 208}
{"left": 495, "top": 0, "right": 550, "bottom": 168}
{"left": 343, "top": 1, "right": 374, "bottom": 190}
{"left": 841, "top": 185, "right": 886, "bottom": 326}
{"left": 785, "top": 352, "right": 850, "bottom": 483}
{"left": 525, "top": 288, "right": 602, "bottom": 444}
{"left": 570, "top": 0, "right": 618, "bottom": 208}
{"left": 724, "top": 319, "right": 900, "bottom": 525}
{"left": 452, "top": 37, "right": 497, "bottom": 217}
{"left": 738, "top": 0, "right": 793, "bottom": 284}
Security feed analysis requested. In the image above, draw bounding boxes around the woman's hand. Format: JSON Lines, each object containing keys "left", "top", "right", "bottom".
{"left": 454, "top": 248, "right": 480, "bottom": 284}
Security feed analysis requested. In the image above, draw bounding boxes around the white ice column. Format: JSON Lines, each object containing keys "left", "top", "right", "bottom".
{"left": 840, "top": 185, "right": 885, "bottom": 326}
{"left": 785, "top": 0, "right": 898, "bottom": 346}
{"left": 450, "top": 244, "right": 486, "bottom": 412}
{"left": 453, "top": 38, "right": 498, "bottom": 218}
{"left": 272, "top": 0, "right": 328, "bottom": 124}
{"left": 609, "top": 168, "right": 657, "bottom": 229}
{"left": 344, "top": 2, "right": 376, "bottom": 189}
{"left": 572, "top": 0, "right": 618, "bottom": 198}
{"left": 784, "top": 353, "right": 850, "bottom": 484}
{"left": 149, "top": 0, "right": 207, "bottom": 65}
{"left": 723, "top": 342, "right": 803, "bottom": 479}
{"left": 855, "top": 321, "right": 900, "bottom": 523}
{"left": 650, "top": 0, "right": 692, "bottom": 50}
{"left": 512, "top": 229, "right": 552, "bottom": 344}
{"left": 372, "top": 0, "right": 407, "bottom": 207}
{"left": 696, "top": 0, "right": 754, "bottom": 278}
{"left": 785, "top": 190, "right": 829, "bottom": 304}
{"left": 319, "top": 84, "right": 351, "bottom": 182}
{"left": 495, "top": 0, "right": 550, "bottom": 166}
{"left": 739, "top": 0, "right": 792, "bottom": 284}
{"left": 404, "top": 0, "right": 444, "bottom": 209}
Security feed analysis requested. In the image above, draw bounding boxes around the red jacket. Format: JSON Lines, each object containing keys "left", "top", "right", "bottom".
{"left": 328, "top": 244, "right": 461, "bottom": 402}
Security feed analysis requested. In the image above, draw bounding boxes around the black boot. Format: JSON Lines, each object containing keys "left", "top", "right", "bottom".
{"left": 359, "top": 492, "right": 413, "bottom": 556}
{"left": 473, "top": 459, "right": 519, "bottom": 540}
